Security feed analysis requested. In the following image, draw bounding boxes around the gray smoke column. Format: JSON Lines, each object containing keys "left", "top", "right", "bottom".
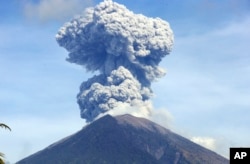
{"left": 56, "top": 0, "right": 174, "bottom": 122}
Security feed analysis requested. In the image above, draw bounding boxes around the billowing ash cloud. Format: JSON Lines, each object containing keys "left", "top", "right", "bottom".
{"left": 56, "top": 0, "right": 174, "bottom": 122}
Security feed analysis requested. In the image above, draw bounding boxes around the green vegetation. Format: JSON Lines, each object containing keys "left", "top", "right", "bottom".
{"left": 0, "top": 123, "right": 11, "bottom": 164}
{"left": 0, "top": 152, "right": 4, "bottom": 164}
{"left": 0, "top": 124, "right": 11, "bottom": 131}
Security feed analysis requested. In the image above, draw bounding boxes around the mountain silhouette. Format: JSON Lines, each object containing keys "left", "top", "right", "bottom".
{"left": 17, "top": 114, "right": 228, "bottom": 164}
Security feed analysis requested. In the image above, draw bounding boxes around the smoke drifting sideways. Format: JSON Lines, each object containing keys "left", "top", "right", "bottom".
{"left": 56, "top": 0, "right": 174, "bottom": 122}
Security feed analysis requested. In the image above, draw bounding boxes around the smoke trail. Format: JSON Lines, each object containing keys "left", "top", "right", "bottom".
{"left": 56, "top": 0, "right": 174, "bottom": 122}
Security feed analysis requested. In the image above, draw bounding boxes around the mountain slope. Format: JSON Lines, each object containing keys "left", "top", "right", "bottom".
{"left": 16, "top": 114, "right": 228, "bottom": 164}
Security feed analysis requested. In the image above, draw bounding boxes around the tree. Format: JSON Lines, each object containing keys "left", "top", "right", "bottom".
{"left": 0, "top": 153, "right": 5, "bottom": 164}
{"left": 0, "top": 124, "right": 11, "bottom": 131}
{"left": 0, "top": 123, "right": 11, "bottom": 164}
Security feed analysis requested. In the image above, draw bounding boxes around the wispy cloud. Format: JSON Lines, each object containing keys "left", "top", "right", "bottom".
{"left": 191, "top": 136, "right": 216, "bottom": 151}
{"left": 152, "top": 16, "right": 250, "bottom": 158}
{"left": 24, "top": 0, "right": 93, "bottom": 22}
{"left": 155, "top": 15, "right": 250, "bottom": 110}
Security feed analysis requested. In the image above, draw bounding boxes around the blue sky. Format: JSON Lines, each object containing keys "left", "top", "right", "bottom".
{"left": 1, "top": 0, "right": 250, "bottom": 163}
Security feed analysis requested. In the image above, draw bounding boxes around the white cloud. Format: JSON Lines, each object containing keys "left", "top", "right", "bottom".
{"left": 190, "top": 136, "right": 232, "bottom": 158}
{"left": 191, "top": 136, "right": 217, "bottom": 151}
{"left": 150, "top": 108, "right": 174, "bottom": 129}
{"left": 24, "top": 0, "right": 93, "bottom": 22}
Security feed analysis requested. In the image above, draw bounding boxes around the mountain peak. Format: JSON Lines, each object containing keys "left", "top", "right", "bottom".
{"left": 17, "top": 114, "right": 228, "bottom": 164}
{"left": 115, "top": 114, "right": 170, "bottom": 135}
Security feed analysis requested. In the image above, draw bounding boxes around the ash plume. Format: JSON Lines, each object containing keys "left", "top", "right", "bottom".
{"left": 56, "top": 0, "right": 174, "bottom": 122}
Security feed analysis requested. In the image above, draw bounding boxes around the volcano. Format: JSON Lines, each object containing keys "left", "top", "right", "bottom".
{"left": 16, "top": 114, "right": 228, "bottom": 164}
